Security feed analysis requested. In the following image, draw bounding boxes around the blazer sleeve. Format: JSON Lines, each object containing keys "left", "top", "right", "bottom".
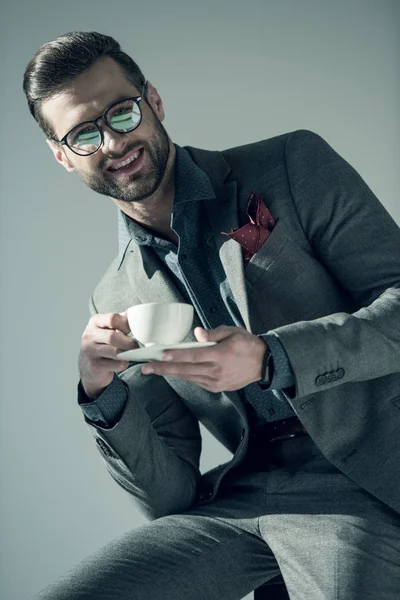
{"left": 79, "top": 296, "right": 202, "bottom": 520}
{"left": 271, "top": 129, "right": 400, "bottom": 399}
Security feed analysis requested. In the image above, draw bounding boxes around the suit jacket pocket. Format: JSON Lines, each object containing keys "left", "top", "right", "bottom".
{"left": 245, "top": 217, "right": 289, "bottom": 285}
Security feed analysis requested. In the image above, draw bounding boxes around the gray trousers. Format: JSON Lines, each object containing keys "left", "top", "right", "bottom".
{"left": 32, "top": 435, "right": 400, "bottom": 600}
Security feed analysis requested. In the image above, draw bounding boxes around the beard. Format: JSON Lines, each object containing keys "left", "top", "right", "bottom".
{"left": 76, "top": 109, "right": 171, "bottom": 203}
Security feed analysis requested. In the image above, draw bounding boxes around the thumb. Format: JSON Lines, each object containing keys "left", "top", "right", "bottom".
{"left": 194, "top": 325, "right": 236, "bottom": 343}
{"left": 194, "top": 327, "right": 209, "bottom": 342}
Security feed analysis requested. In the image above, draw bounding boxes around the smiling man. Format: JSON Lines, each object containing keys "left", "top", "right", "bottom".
{"left": 24, "top": 31, "right": 400, "bottom": 600}
{"left": 42, "top": 54, "right": 178, "bottom": 243}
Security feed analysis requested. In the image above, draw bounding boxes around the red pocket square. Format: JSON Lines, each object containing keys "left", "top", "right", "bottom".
{"left": 222, "top": 191, "right": 276, "bottom": 264}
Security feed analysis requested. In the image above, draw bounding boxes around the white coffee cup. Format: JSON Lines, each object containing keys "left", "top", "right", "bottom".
{"left": 127, "top": 302, "right": 194, "bottom": 347}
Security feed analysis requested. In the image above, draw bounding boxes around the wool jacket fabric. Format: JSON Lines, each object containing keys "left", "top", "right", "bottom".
{"left": 77, "top": 130, "right": 400, "bottom": 520}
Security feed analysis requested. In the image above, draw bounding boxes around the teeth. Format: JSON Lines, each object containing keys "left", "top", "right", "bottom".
{"left": 111, "top": 150, "right": 140, "bottom": 170}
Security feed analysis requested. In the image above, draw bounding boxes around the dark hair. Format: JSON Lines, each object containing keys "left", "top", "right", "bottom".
{"left": 23, "top": 31, "right": 146, "bottom": 139}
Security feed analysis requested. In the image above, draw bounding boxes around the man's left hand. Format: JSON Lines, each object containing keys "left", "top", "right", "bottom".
{"left": 141, "top": 325, "right": 268, "bottom": 393}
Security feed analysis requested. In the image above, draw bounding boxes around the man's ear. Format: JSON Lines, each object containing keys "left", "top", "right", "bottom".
{"left": 46, "top": 139, "right": 75, "bottom": 172}
{"left": 145, "top": 81, "right": 165, "bottom": 121}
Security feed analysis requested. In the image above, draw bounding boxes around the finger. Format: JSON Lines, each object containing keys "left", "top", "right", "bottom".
{"left": 88, "top": 327, "right": 137, "bottom": 351}
{"left": 142, "top": 361, "right": 217, "bottom": 380}
{"left": 195, "top": 325, "right": 239, "bottom": 343}
{"left": 83, "top": 337, "right": 136, "bottom": 362}
{"left": 161, "top": 346, "right": 220, "bottom": 363}
{"left": 194, "top": 327, "right": 209, "bottom": 342}
{"left": 90, "top": 312, "right": 131, "bottom": 335}
{"left": 87, "top": 342, "right": 130, "bottom": 361}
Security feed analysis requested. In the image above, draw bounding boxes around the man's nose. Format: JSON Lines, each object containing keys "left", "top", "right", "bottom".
{"left": 101, "top": 123, "right": 129, "bottom": 155}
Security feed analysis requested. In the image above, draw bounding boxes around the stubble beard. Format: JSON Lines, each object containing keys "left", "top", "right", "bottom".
{"left": 77, "top": 115, "right": 171, "bottom": 203}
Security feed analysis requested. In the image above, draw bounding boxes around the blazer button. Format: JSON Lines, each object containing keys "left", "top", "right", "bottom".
{"left": 337, "top": 368, "right": 345, "bottom": 379}
{"left": 325, "top": 373, "right": 332, "bottom": 382}
{"left": 315, "top": 375, "right": 326, "bottom": 387}
{"left": 240, "top": 429, "right": 246, "bottom": 441}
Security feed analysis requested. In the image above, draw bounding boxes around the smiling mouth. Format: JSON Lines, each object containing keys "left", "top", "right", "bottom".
{"left": 107, "top": 148, "right": 143, "bottom": 171}
{"left": 106, "top": 147, "right": 145, "bottom": 177}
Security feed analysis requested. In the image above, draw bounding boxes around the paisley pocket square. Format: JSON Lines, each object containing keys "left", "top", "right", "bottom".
{"left": 222, "top": 191, "right": 276, "bottom": 265}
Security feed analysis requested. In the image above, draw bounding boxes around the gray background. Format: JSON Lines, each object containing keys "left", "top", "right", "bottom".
{"left": 0, "top": 1, "right": 399, "bottom": 598}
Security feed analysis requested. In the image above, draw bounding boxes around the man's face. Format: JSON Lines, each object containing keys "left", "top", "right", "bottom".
{"left": 42, "top": 57, "right": 171, "bottom": 203}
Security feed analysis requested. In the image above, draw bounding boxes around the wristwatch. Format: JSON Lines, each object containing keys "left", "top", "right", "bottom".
{"left": 259, "top": 346, "right": 274, "bottom": 388}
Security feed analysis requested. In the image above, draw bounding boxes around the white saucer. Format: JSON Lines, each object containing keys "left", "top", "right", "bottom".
{"left": 118, "top": 341, "right": 216, "bottom": 362}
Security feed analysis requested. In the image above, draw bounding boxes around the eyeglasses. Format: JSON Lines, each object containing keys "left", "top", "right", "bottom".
{"left": 55, "top": 82, "right": 147, "bottom": 156}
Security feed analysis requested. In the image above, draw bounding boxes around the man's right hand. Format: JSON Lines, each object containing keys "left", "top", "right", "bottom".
{"left": 78, "top": 312, "right": 137, "bottom": 400}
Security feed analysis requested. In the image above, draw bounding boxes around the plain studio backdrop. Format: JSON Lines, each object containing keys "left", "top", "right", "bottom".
{"left": 0, "top": 1, "right": 399, "bottom": 599}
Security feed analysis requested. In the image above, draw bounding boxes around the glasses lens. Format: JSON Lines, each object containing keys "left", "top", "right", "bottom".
{"left": 107, "top": 100, "right": 141, "bottom": 132}
{"left": 67, "top": 123, "right": 101, "bottom": 155}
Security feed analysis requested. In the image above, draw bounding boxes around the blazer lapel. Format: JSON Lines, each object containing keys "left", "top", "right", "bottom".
{"left": 127, "top": 244, "right": 182, "bottom": 304}
{"left": 186, "top": 145, "right": 251, "bottom": 330}
{"left": 204, "top": 182, "right": 251, "bottom": 331}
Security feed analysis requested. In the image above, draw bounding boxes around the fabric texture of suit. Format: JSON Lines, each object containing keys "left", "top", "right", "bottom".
{"left": 83, "top": 129, "right": 400, "bottom": 521}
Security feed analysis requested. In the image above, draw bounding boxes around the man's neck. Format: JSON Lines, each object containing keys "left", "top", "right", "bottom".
{"left": 112, "top": 143, "right": 179, "bottom": 245}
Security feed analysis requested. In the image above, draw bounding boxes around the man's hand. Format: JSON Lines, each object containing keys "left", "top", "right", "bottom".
{"left": 78, "top": 312, "right": 137, "bottom": 399}
{"left": 141, "top": 325, "right": 268, "bottom": 393}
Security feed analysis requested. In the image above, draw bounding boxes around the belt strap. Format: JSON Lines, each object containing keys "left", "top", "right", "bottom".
{"left": 250, "top": 416, "right": 307, "bottom": 444}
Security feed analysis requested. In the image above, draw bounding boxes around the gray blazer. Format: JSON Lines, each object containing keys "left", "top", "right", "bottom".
{"left": 84, "top": 129, "right": 400, "bottom": 520}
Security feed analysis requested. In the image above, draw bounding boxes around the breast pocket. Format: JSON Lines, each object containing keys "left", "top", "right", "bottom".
{"left": 245, "top": 217, "right": 289, "bottom": 285}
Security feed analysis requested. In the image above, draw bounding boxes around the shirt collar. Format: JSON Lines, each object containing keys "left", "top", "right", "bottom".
{"left": 119, "top": 144, "right": 216, "bottom": 248}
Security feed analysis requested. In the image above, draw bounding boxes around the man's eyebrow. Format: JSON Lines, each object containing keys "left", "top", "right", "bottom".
{"left": 70, "top": 93, "right": 137, "bottom": 129}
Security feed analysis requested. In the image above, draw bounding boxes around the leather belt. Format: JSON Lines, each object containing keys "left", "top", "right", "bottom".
{"left": 249, "top": 416, "right": 308, "bottom": 445}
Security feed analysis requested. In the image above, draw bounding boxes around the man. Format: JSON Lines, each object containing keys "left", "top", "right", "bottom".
{"left": 24, "top": 31, "right": 400, "bottom": 600}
